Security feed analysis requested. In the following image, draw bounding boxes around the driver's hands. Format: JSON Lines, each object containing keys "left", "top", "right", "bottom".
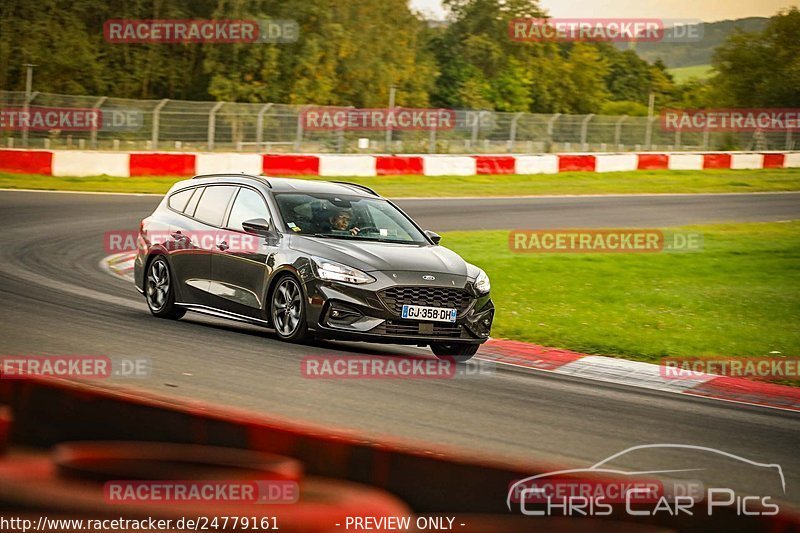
{"left": 349, "top": 227, "right": 360, "bottom": 236}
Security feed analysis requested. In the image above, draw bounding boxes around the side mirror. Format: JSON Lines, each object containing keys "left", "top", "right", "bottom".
{"left": 241, "top": 218, "right": 273, "bottom": 237}
{"left": 425, "top": 230, "right": 441, "bottom": 245}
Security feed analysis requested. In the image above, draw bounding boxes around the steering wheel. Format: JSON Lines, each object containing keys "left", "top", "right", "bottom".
{"left": 354, "top": 226, "right": 379, "bottom": 234}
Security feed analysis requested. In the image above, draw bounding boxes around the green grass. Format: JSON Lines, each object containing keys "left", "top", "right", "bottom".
{"left": 2, "top": 168, "right": 800, "bottom": 197}
{"left": 442, "top": 221, "right": 800, "bottom": 362}
{"left": 668, "top": 64, "right": 714, "bottom": 83}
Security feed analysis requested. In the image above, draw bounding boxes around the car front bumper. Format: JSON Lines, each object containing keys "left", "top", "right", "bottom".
{"left": 301, "top": 273, "right": 494, "bottom": 345}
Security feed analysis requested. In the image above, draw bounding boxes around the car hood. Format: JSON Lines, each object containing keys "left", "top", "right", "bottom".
{"left": 289, "top": 235, "right": 470, "bottom": 276}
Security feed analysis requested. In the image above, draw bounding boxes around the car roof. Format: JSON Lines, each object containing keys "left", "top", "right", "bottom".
{"left": 174, "top": 174, "right": 380, "bottom": 198}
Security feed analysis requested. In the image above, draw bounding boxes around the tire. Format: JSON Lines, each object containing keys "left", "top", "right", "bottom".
{"left": 430, "top": 342, "right": 480, "bottom": 363}
{"left": 270, "top": 275, "right": 310, "bottom": 343}
{"left": 145, "top": 256, "right": 186, "bottom": 319}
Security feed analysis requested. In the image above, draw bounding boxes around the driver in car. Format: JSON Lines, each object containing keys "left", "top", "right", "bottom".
{"left": 327, "top": 207, "right": 361, "bottom": 236}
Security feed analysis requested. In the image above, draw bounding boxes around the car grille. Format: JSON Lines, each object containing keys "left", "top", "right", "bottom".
{"left": 371, "top": 320, "right": 465, "bottom": 338}
{"left": 378, "top": 286, "right": 472, "bottom": 316}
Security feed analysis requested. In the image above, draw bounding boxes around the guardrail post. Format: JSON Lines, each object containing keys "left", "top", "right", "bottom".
{"left": 508, "top": 112, "right": 524, "bottom": 152}
{"left": 256, "top": 103, "right": 273, "bottom": 152}
{"left": 207, "top": 101, "right": 225, "bottom": 151}
{"left": 90, "top": 96, "right": 107, "bottom": 149}
{"left": 151, "top": 99, "right": 169, "bottom": 150}
{"left": 614, "top": 116, "right": 627, "bottom": 149}
{"left": 580, "top": 114, "right": 594, "bottom": 151}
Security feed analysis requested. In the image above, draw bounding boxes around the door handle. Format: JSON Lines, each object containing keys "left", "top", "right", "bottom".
{"left": 217, "top": 241, "right": 229, "bottom": 251}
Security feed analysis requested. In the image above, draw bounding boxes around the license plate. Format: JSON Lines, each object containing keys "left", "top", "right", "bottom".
{"left": 401, "top": 304, "right": 457, "bottom": 323}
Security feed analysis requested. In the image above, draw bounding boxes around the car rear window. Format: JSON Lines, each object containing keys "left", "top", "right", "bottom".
{"left": 192, "top": 185, "right": 236, "bottom": 226}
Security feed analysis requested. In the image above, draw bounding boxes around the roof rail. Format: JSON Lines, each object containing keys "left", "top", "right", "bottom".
{"left": 192, "top": 173, "right": 272, "bottom": 188}
{"left": 329, "top": 181, "right": 379, "bottom": 197}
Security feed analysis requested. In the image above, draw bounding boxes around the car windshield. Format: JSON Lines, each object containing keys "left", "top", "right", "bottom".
{"left": 273, "top": 192, "right": 427, "bottom": 244}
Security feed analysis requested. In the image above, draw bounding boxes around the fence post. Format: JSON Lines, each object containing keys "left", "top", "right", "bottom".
{"left": 207, "top": 101, "right": 225, "bottom": 151}
{"left": 151, "top": 99, "right": 169, "bottom": 150}
{"left": 294, "top": 105, "right": 309, "bottom": 152}
{"left": 786, "top": 130, "right": 793, "bottom": 150}
{"left": 470, "top": 111, "right": 482, "bottom": 148}
{"left": 508, "top": 112, "right": 524, "bottom": 153}
{"left": 644, "top": 116, "right": 655, "bottom": 150}
{"left": 580, "top": 114, "right": 594, "bottom": 151}
{"left": 21, "top": 91, "right": 38, "bottom": 148}
{"left": 428, "top": 121, "right": 437, "bottom": 154}
{"left": 547, "top": 114, "right": 560, "bottom": 152}
{"left": 90, "top": 96, "right": 107, "bottom": 149}
{"left": 675, "top": 128, "right": 681, "bottom": 151}
{"left": 614, "top": 116, "right": 627, "bottom": 149}
{"left": 702, "top": 129, "right": 710, "bottom": 150}
{"left": 256, "top": 103, "right": 273, "bottom": 152}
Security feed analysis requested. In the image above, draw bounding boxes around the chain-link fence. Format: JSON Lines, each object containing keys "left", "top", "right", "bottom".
{"left": 1, "top": 91, "right": 795, "bottom": 153}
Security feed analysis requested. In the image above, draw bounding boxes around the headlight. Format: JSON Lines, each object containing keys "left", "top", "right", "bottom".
{"left": 474, "top": 269, "right": 491, "bottom": 295}
{"left": 311, "top": 256, "right": 375, "bottom": 285}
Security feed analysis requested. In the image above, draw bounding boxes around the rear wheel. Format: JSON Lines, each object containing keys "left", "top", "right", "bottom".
{"left": 270, "top": 276, "right": 310, "bottom": 343}
{"left": 430, "top": 342, "right": 480, "bottom": 362}
{"left": 145, "top": 256, "right": 185, "bottom": 319}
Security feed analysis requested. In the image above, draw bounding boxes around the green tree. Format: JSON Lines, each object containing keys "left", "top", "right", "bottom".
{"left": 711, "top": 7, "right": 800, "bottom": 106}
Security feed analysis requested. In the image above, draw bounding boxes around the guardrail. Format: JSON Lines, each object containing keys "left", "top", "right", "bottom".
{"left": 1, "top": 149, "right": 798, "bottom": 177}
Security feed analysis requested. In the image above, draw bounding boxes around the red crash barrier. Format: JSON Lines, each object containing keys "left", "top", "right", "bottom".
{"left": 129, "top": 153, "right": 196, "bottom": 176}
{"left": 703, "top": 153, "right": 733, "bottom": 169}
{"left": 262, "top": 154, "right": 320, "bottom": 175}
{"left": 0, "top": 149, "right": 53, "bottom": 175}
{"left": 375, "top": 156, "right": 424, "bottom": 175}
{"left": 637, "top": 153, "right": 670, "bottom": 170}
{"left": 474, "top": 156, "right": 516, "bottom": 175}
{"left": 762, "top": 153, "right": 786, "bottom": 169}
{"left": 558, "top": 154, "right": 596, "bottom": 172}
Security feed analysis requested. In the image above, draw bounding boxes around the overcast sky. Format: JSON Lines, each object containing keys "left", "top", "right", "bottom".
{"left": 409, "top": 0, "right": 790, "bottom": 22}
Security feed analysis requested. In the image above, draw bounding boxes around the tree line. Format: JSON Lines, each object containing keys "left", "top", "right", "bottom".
{"left": 1, "top": 0, "right": 797, "bottom": 112}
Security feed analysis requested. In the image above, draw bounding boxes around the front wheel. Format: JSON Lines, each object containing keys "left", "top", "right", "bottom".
{"left": 430, "top": 343, "right": 480, "bottom": 363}
{"left": 145, "top": 256, "right": 185, "bottom": 319}
{"left": 270, "top": 276, "right": 310, "bottom": 343}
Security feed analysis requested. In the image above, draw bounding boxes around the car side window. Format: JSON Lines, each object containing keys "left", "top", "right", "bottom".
{"left": 227, "top": 187, "right": 270, "bottom": 232}
{"left": 192, "top": 185, "right": 236, "bottom": 226}
{"left": 183, "top": 187, "right": 203, "bottom": 217}
{"left": 168, "top": 188, "right": 194, "bottom": 212}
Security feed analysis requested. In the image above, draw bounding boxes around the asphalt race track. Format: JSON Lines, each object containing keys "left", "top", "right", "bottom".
{"left": 1, "top": 189, "right": 799, "bottom": 509}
